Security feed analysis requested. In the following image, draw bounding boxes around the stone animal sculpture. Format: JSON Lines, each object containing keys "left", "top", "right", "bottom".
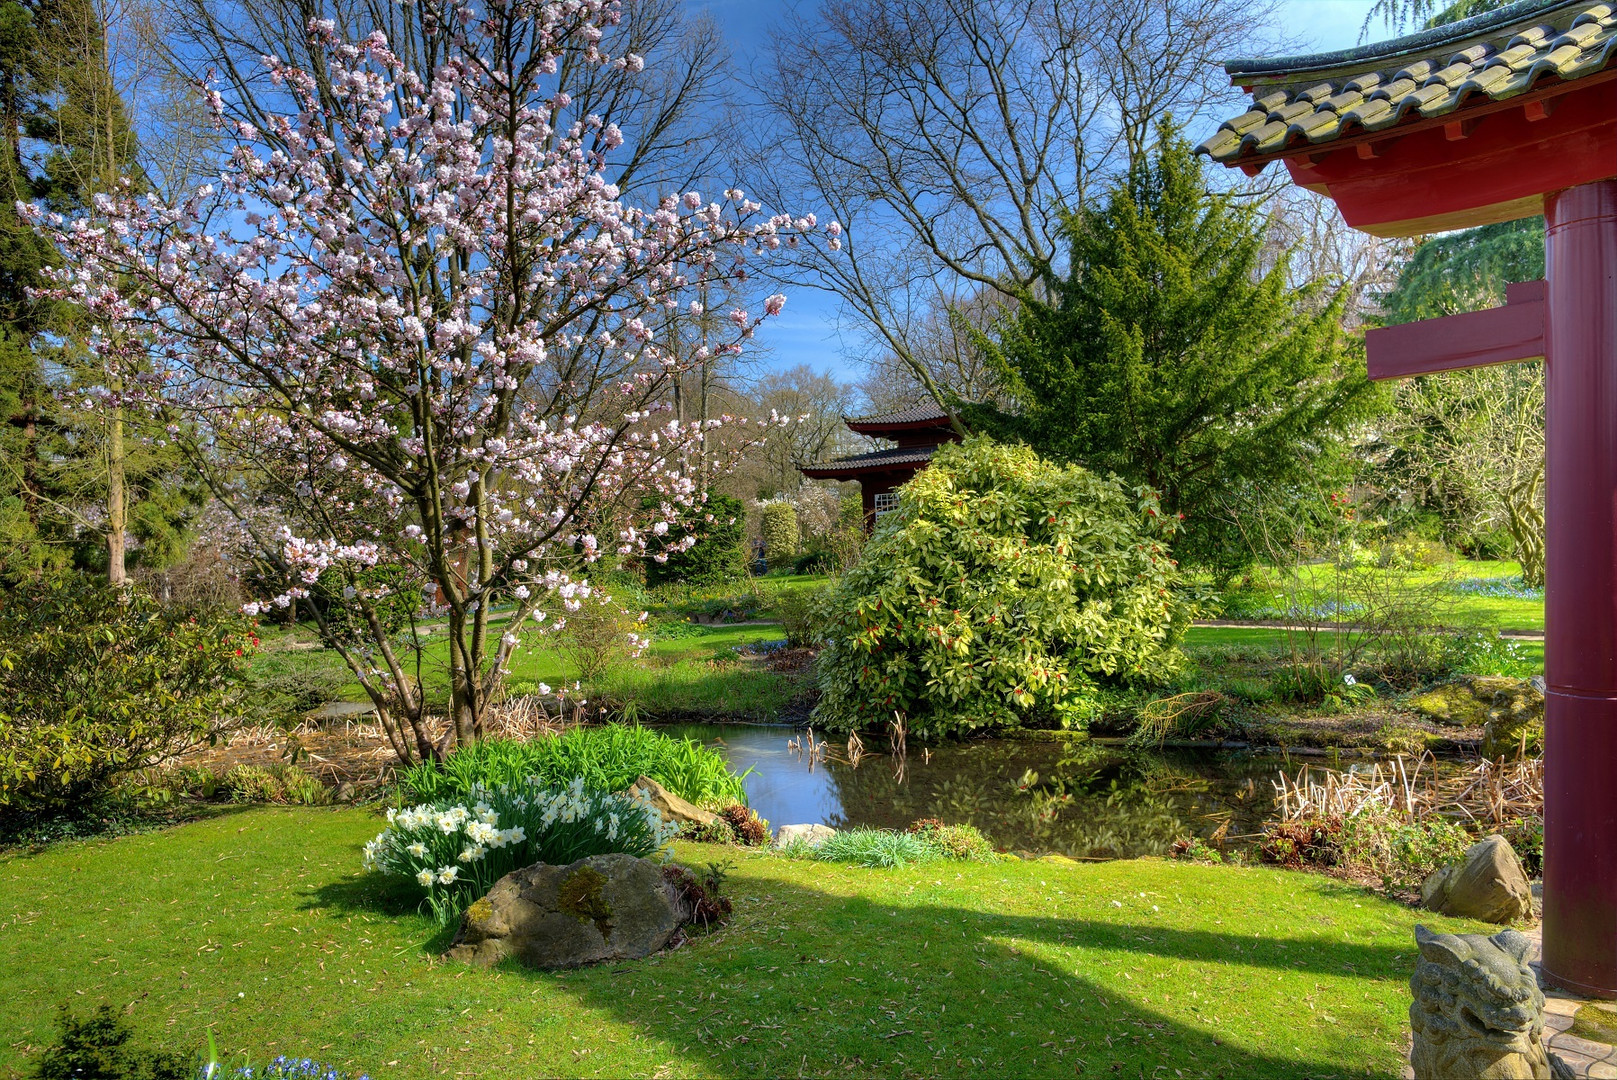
{"left": 1409, "top": 925, "right": 1574, "bottom": 1079}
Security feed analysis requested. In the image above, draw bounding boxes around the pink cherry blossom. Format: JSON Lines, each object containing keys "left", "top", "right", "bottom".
{"left": 27, "top": 0, "right": 822, "bottom": 763}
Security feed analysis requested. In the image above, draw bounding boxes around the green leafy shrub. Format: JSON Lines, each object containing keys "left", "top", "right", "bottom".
{"left": 907, "top": 818, "right": 998, "bottom": 860}
{"left": 813, "top": 437, "right": 1190, "bottom": 736}
{"left": 775, "top": 585, "right": 826, "bottom": 648}
{"left": 759, "top": 501, "right": 800, "bottom": 568}
{"left": 364, "top": 777, "right": 676, "bottom": 923}
{"left": 32, "top": 1003, "right": 195, "bottom": 1080}
{"left": 399, "top": 726, "right": 749, "bottom": 806}
{"left": 644, "top": 494, "right": 747, "bottom": 586}
{"left": 224, "top": 764, "right": 330, "bottom": 806}
{"left": 1341, "top": 810, "right": 1473, "bottom": 892}
{"left": 0, "top": 578, "right": 254, "bottom": 816}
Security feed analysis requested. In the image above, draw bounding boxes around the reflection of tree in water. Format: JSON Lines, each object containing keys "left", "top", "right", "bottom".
{"left": 821, "top": 740, "right": 1279, "bottom": 858}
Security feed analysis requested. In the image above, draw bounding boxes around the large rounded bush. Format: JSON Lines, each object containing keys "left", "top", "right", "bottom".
{"left": 813, "top": 437, "right": 1190, "bottom": 736}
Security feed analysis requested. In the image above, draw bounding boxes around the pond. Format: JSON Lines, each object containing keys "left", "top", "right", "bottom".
{"left": 661, "top": 723, "right": 1418, "bottom": 859}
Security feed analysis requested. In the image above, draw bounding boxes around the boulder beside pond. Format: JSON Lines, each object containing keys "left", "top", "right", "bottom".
{"left": 1421, "top": 834, "right": 1533, "bottom": 924}
{"left": 1411, "top": 675, "right": 1543, "bottom": 758}
{"left": 626, "top": 774, "right": 718, "bottom": 829}
{"left": 447, "top": 853, "right": 690, "bottom": 969}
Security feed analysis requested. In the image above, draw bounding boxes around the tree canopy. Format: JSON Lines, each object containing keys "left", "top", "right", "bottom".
{"left": 966, "top": 121, "right": 1379, "bottom": 576}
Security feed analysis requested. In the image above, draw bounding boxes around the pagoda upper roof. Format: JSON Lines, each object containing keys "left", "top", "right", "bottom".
{"left": 1198, "top": 0, "right": 1617, "bottom": 168}
{"left": 844, "top": 402, "right": 952, "bottom": 434}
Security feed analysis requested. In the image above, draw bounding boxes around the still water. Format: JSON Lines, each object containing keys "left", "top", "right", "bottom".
{"left": 660, "top": 723, "right": 1337, "bottom": 858}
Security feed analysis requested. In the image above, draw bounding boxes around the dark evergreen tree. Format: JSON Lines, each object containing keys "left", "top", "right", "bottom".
{"left": 0, "top": 0, "right": 196, "bottom": 584}
{"left": 966, "top": 121, "right": 1379, "bottom": 576}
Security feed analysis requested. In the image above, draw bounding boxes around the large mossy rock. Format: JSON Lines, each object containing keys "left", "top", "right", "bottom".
{"left": 1421, "top": 834, "right": 1533, "bottom": 924}
{"left": 447, "top": 853, "right": 689, "bottom": 969}
{"left": 1409, "top": 925, "right": 1573, "bottom": 1080}
{"left": 1411, "top": 675, "right": 1543, "bottom": 757}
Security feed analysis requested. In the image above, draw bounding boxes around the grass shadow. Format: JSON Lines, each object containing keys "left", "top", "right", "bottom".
{"left": 497, "top": 872, "right": 1424, "bottom": 1078}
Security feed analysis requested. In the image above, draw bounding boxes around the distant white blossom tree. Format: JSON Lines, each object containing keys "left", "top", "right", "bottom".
{"left": 30, "top": 0, "right": 833, "bottom": 761}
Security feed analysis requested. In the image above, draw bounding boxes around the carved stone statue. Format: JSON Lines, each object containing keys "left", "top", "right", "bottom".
{"left": 1409, "top": 925, "right": 1574, "bottom": 1079}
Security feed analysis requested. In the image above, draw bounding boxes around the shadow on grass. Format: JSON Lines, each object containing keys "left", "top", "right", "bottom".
{"left": 0, "top": 801, "right": 259, "bottom": 860}
{"left": 451, "top": 873, "right": 1415, "bottom": 1078}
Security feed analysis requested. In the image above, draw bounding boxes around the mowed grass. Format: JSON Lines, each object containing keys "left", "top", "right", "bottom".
{"left": 1182, "top": 625, "right": 1545, "bottom": 669}
{"left": 250, "top": 620, "right": 794, "bottom": 717}
{"left": 0, "top": 807, "right": 1487, "bottom": 1079}
{"left": 1216, "top": 559, "right": 1544, "bottom": 634}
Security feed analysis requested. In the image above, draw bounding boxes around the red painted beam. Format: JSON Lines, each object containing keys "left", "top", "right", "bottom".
{"left": 1364, "top": 279, "right": 1545, "bottom": 381}
{"left": 1277, "top": 77, "right": 1617, "bottom": 238}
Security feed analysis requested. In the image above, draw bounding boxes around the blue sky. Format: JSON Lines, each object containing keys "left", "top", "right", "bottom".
{"left": 693, "top": 0, "right": 1383, "bottom": 385}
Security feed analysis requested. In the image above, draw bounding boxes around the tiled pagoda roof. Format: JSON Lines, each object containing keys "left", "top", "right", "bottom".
{"left": 844, "top": 403, "right": 951, "bottom": 432}
{"left": 1197, "top": 0, "right": 1617, "bottom": 167}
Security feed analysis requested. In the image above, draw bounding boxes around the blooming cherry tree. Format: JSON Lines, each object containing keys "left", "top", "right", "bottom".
{"left": 29, "top": 0, "right": 833, "bottom": 761}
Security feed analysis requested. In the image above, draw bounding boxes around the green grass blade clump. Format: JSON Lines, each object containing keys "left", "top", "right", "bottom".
{"left": 813, "top": 829, "right": 938, "bottom": 868}
{"left": 401, "top": 725, "right": 748, "bottom": 807}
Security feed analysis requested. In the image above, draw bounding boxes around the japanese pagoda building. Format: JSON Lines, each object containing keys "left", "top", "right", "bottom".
{"left": 799, "top": 403, "right": 961, "bottom": 526}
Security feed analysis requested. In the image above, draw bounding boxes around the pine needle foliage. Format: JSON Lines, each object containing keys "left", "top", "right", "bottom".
{"left": 966, "top": 121, "right": 1378, "bottom": 577}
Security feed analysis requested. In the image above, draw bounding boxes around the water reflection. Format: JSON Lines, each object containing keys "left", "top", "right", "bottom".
{"left": 661, "top": 723, "right": 1355, "bottom": 858}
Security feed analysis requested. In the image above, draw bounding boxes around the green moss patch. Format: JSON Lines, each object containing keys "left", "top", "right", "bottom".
{"left": 556, "top": 865, "right": 613, "bottom": 940}
{"left": 1570, "top": 1004, "right": 1617, "bottom": 1044}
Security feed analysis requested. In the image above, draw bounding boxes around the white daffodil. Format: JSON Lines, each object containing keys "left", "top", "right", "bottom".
{"left": 416, "top": 869, "right": 435, "bottom": 887}
{"left": 437, "top": 866, "right": 459, "bottom": 885}
{"left": 406, "top": 842, "right": 427, "bottom": 859}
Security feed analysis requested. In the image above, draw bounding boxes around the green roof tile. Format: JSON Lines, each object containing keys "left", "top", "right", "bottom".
{"left": 1198, "top": 0, "right": 1617, "bottom": 164}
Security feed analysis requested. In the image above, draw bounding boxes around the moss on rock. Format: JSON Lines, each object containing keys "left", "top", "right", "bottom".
{"left": 1410, "top": 676, "right": 1543, "bottom": 759}
{"left": 557, "top": 865, "right": 614, "bottom": 940}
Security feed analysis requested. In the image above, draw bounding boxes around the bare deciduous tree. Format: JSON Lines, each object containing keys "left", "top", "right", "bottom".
{"left": 744, "top": 0, "right": 1275, "bottom": 419}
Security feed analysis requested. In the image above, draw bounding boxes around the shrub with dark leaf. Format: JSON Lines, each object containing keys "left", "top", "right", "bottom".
{"left": 717, "top": 804, "right": 769, "bottom": 846}
{"left": 663, "top": 861, "right": 733, "bottom": 930}
{"left": 1258, "top": 816, "right": 1344, "bottom": 868}
{"left": 644, "top": 494, "right": 747, "bottom": 587}
{"left": 0, "top": 578, "right": 255, "bottom": 817}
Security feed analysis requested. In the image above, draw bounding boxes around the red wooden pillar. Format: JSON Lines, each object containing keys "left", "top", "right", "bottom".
{"left": 1543, "top": 179, "right": 1617, "bottom": 998}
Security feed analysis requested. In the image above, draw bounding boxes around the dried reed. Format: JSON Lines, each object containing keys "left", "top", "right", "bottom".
{"left": 1273, "top": 751, "right": 1543, "bottom": 828}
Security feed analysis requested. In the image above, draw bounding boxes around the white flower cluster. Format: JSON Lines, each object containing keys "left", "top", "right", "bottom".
{"left": 362, "top": 776, "right": 676, "bottom": 910}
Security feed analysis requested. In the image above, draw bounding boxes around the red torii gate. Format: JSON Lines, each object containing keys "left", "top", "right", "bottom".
{"left": 1200, "top": 0, "right": 1617, "bottom": 996}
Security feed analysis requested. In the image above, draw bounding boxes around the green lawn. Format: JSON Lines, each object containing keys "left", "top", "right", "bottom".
{"left": 250, "top": 620, "right": 794, "bottom": 718}
{"left": 0, "top": 807, "right": 1486, "bottom": 1079}
{"left": 1216, "top": 559, "right": 1544, "bottom": 634}
{"left": 1182, "top": 625, "right": 1545, "bottom": 667}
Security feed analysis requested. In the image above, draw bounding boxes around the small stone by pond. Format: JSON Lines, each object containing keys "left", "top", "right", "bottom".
{"left": 659, "top": 723, "right": 1484, "bottom": 859}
